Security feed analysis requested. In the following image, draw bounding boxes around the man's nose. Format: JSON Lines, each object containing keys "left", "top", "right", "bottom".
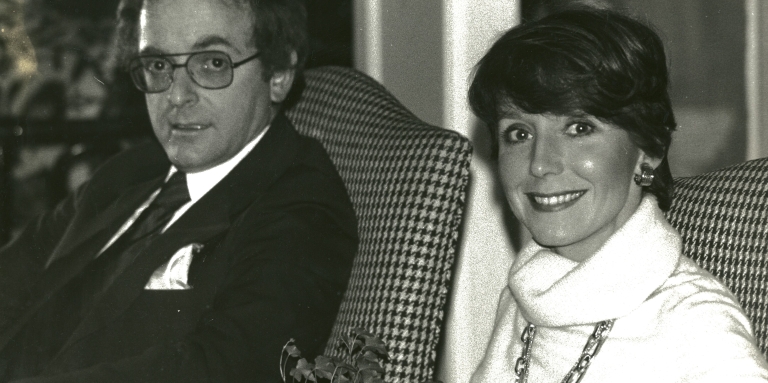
{"left": 529, "top": 135, "right": 564, "bottom": 177}
{"left": 167, "top": 68, "right": 199, "bottom": 107}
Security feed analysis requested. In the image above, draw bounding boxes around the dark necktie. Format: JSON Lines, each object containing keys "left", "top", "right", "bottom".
{"left": 82, "top": 171, "right": 191, "bottom": 309}
{"left": 117, "top": 171, "right": 191, "bottom": 244}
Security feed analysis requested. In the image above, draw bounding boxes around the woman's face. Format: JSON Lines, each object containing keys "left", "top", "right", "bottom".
{"left": 497, "top": 108, "right": 656, "bottom": 262}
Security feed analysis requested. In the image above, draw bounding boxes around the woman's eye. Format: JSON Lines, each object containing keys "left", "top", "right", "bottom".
{"left": 565, "top": 122, "right": 594, "bottom": 136}
{"left": 502, "top": 127, "right": 533, "bottom": 144}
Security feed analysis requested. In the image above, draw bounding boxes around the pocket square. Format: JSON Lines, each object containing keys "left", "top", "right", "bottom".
{"left": 144, "top": 243, "right": 203, "bottom": 290}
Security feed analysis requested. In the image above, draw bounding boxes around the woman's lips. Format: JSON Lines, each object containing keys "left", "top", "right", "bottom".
{"left": 526, "top": 190, "right": 587, "bottom": 212}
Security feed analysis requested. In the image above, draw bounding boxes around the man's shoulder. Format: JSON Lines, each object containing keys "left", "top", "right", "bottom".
{"left": 235, "top": 114, "right": 355, "bottom": 225}
{"left": 277, "top": 114, "right": 341, "bottom": 179}
{"left": 93, "top": 140, "right": 168, "bottom": 179}
{"left": 78, "top": 140, "right": 169, "bottom": 199}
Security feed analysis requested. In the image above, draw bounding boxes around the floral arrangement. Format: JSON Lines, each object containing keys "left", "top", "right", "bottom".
{"left": 281, "top": 327, "right": 444, "bottom": 383}
{"left": 280, "top": 328, "right": 388, "bottom": 383}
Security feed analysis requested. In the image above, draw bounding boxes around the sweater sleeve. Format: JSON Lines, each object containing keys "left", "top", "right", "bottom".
{"left": 662, "top": 274, "right": 768, "bottom": 383}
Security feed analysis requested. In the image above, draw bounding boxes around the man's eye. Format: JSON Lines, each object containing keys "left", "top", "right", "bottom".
{"left": 502, "top": 127, "right": 533, "bottom": 144}
{"left": 211, "top": 58, "right": 226, "bottom": 68}
{"left": 565, "top": 122, "right": 594, "bottom": 136}
{"left": 147, "top": 60, "right": 167, "bottom": 72}
{"left": 202, "top": 57, "right": 228, "bottom": 71}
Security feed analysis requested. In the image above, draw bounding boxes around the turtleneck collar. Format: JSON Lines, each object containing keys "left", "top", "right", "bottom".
{"left": 508, "top": 195, "right": 681, "bottom": 327}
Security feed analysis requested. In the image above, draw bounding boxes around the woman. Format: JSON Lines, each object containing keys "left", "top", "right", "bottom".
{"left": 468, "top": 9, "right": 768, "bottom": 383}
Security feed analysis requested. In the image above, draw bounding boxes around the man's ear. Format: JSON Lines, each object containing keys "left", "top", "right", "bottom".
{"left": 269, "top": 51, "right": 297, "bottom": 103}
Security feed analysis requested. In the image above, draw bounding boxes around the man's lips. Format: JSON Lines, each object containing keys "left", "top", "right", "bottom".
{"left": 526, "top": 190, "right": 587, "bottom": 212}
{"left": 170, "top": 123, "right": 210, "bottom": 132}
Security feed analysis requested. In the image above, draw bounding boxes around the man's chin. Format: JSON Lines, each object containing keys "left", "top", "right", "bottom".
{"left": 166, "top": 151, "right": 208, "bottom": 173}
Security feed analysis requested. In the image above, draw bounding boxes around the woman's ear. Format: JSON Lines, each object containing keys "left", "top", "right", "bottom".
{"left": 269, "top": 51, "right": 297, "bottom": 103}
{"left": 635, "top": 150, "right": 663, "bottom": 173}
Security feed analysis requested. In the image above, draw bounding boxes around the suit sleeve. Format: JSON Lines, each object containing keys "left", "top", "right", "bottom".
{"left": 0, "top": 189, "right": 79, "bottom": 332}
{"left": 11, "top": 160, "right": 358, "bottom": 383}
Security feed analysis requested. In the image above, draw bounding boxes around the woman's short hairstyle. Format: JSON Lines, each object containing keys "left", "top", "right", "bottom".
{"left": 115, "top": 0, "right": 308, "bottom": 81}
{"left": 469, "top": 8, "right": 676, "bottom": 210}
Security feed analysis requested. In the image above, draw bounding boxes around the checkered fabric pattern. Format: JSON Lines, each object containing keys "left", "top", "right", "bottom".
{"left": 284, "top": 66, "right": 473, "bottom": 382}
{"left": 666, "top": 157, "right": 768, "bottom": 359}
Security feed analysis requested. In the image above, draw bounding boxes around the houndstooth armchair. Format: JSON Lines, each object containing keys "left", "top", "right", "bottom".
{"left": 667, "top": 158, "right": 768, "bottom": 360}
{"left": 285, "top": 66, "right": 473, "bottom": 382}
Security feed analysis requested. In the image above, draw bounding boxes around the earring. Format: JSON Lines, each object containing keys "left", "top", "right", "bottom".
{"left": 634, "top": 163, "right": 655, "bottom": 187}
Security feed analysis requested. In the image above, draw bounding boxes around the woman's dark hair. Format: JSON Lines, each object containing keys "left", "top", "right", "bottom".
{"left": 115, "top": 0, "right": 308, "bottom": 81}
{"left": 468, "top": 8, "right": 676, "bottom": 211}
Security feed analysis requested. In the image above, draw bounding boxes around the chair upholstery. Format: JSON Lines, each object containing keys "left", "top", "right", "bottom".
{"left": 666, "top": 157, "right": 768, "bottom": 358}
{"left": 285, "top": 66, "right": 473, "bottom": 382}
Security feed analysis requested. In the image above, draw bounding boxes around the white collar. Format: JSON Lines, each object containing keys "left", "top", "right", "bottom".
{"left": 508, "top": 195, "right": 681, "bottom": 327}
{"left": 168, "top": 124, "right": 269, "bottom": 204}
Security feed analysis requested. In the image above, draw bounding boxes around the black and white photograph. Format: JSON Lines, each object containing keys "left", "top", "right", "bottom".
{"left": 0, "top": 0, "right": 766, "bottom": 382}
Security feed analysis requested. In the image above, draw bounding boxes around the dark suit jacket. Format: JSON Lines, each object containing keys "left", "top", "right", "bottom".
{"left": 0, "top": 114, "right": 358, "bottom": 382}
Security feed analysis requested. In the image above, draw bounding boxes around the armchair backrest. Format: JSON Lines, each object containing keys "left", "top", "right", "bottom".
{"left": 666, "top": 158, "right": 768, "bottom": 358}
{"left": 285, "top": 66, "right": 473, "bottom": 382}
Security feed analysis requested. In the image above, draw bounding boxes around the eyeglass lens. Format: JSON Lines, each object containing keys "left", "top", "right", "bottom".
{"left": 130, "top": 51, "right": 234, "bottom": 93}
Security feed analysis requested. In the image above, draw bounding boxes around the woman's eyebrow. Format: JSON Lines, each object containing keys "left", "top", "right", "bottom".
{"left": 499, "top": 109, "right": 524, "bottom": 119}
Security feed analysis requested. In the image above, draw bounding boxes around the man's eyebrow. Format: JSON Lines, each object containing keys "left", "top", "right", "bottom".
{"left": 192, "top": 35, "right": 241, "bottom": 54}
{"left": 139, "top": 46, "right": 164, "bottom": 55}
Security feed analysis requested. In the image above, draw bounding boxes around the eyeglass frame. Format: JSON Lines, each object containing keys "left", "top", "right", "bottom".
{"left": 128, "top": 50, "right": 261, "bottom": 94}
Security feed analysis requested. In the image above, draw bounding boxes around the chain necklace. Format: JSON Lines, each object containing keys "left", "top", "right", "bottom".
{"left": 513, "top": 319, "right": 615, "bottom": 383}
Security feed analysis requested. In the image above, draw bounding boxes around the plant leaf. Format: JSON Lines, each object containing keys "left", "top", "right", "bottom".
{"left": 364, "top": 336, "right": 386, "bottom": 348}
{"left": 356, "top": 358, "right": 384, "bottom": 373}
{"left": 361, "top": 345, "right": 388, "bottom": 359}
{"left": 333, "top": 359, "right": 356, "bottom": 373}
{"left": 351, "top": 327, "right": 374, "bottom": 339}
{"left": 315, "top": 369, "right": 334, "bottom": 380}
{"left": 363, "top": 374, "right": 384, "bottom": 383}
{"left": 290, "top": 367, "right": 304, "bottom": 382}
{"left": 360, "top": 369, "right": 384, "bottom": 383}
{"left": 338, "top": 334, "right": 363, "bottom": 353}
{"left": 294, "top": 358, "right": 316, "bottom": 381}
{"left": 285, "top": 344, "right": 302, "bottom": 358}
{"left": 314, "top": 355, "right": 336, "bottom": 379}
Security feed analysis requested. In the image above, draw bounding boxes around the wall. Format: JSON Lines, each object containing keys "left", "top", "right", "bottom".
{"left": 353, "top": 1, "right": 761, "bottom": 382}
{"left": 354, "top": 2, "right": 519, "bottom": 382}
{"left": 623, "top": 0, "right": 748, "bottom": 176}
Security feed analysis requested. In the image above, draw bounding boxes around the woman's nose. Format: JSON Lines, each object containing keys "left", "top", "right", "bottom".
{"left": 167, "top": 69, "right": 199, "bottom": 107}
{"left": 529, "top": 135, "right": 564, "bottom": 177}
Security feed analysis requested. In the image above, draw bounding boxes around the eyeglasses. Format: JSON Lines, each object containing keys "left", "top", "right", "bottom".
{"left": 128, "top": 50, "right": 261, "bottom": 93}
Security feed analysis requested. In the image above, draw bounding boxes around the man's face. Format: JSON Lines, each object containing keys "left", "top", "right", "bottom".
{"left": 138, "top": 0, "right": 294, "bottom": 173}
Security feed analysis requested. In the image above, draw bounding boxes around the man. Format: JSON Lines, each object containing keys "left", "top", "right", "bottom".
{"left": 0, "top": 0, "right": 358, "bottom": 381}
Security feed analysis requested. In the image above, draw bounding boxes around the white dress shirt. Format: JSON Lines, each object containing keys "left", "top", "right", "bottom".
{"left": 98, "top": 125, "right": 270, "bottom": 256}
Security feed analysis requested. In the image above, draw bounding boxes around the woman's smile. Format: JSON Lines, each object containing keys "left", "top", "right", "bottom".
{"left": 526, "top": 190, "right": 587, "bottom": 212}
{"left": 497, "top": 110, "right": 648, "bottom": 262}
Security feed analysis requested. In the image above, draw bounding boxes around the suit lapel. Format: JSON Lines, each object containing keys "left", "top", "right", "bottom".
{"left": 0, "top": 162, "right": 167, "bottom": 352}
{"left": 45, "top": 176, "right": 164, "bottom": 268}
{"left": 58, "top": 113, "right": 301, "bottom": 352}
{"left": 58, "top": 220, "right": 230, "bottom": 353}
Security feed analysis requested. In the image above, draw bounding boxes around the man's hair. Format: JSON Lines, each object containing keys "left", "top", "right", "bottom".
{"left": 468, "top": 8, "right": 676, "bottom": 210}
{"left": 115, "top": 0, "right": 308, "bottom": 81}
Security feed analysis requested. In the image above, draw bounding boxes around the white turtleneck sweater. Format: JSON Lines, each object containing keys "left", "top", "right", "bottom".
{"left": 471, "top": 196, "right": 768, "bottom": 383}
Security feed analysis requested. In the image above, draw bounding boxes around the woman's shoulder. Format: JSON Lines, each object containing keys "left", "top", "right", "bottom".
{"left": 644, "top": 257, "right": 768, "bottom": 380}
{"left": 652, "top": 256, "right": 753, "bottom": 335}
